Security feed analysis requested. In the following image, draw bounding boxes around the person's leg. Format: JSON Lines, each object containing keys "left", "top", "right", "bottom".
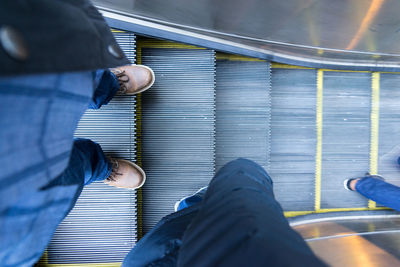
{"left": 88, "top": 70, "right": 120, "bottom": 109}
{"left": 0, "top": 71, "right": 94, "bottom": 266}
{"left": 122, "top": 158, "right": 326, "bottom": 267}
{"left": 72, "top": 138, "right": 113, "bottom": 185}
{"left": 72, "top": 138, "right": 146, "bottom": 189}
{"left": 353, "top": 176, "right": 400, "bottom": 211}
{"left": 177, "top": 158, "right": 326, "bottom": 267}
{"left": 89, "top": 65, "right": 155, "bottom": 109}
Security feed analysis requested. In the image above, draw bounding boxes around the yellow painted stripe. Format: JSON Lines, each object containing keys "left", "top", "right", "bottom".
{"left": 369, "top": 72, "right": 380, "bottom": 209}
{"left": 44, "top": 263, "right": 121, "bottom": 267}
{"left": 285, "top": 207, "right": 389, "bottom": 218}
{"left": 285, "top": 211, "right": 314, "bottom": 217}
{"left": 315, "top": 70, "right": 324, "bottom": 211}
{"left": 270, "top": 64, "right": 383, "bottom": 73}
{"left": 216, "top": 53, "right": 265, "bottom": 62}
{"left": 271, "top": 63, "right": 314, "bottom": 69}
{"left": 38, "top": 250, "right": 49, "bottom": 265}
{"left": 320, "top": 69, "right": 370, "bottom": 73}
{"left": 111, "top": 29, "right": 125, "bottom": 33}
{"left": 138, "top": 38, "right": 204, "bottom": 50}
{"left": 318, "top": 207, "right": 388, "bottom": 212}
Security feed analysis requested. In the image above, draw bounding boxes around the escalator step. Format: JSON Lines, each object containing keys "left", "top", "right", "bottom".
{"left": 47, "top": 31, "right": 137, "bottom": 264}
{"left": 269, "top": 68, "right": 317, "bottom": 211}
{"left": 321, "top": 71, "right": 371, "bottom": 209}
{"left": 215, "top": 56, "right": 270, "bottom": 171}
{"left": 138, "top": 40, "right": 215, "bottom": 233}
{"left": 376, "top": 73, "right": 400, "bottom": 206}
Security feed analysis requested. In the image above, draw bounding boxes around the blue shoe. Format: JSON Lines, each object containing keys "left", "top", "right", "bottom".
{"left": 174, "top": 187, "right": 208, "bottom": 212}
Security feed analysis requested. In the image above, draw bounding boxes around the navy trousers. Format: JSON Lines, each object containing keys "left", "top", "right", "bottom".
{"left": 123, "top": 159, "right": 327, "bottom": 267}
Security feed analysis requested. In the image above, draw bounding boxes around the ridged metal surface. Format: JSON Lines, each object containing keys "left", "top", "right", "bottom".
{"left": 140, "top": 46, "right": 215, "bottom": 233}
{"left": 47, "top": 32, "right": 137, "bottom": 263}
{"left": 378, "top": 73, "right": 400, "bottom": 193}
{"left": 268, "top": 68, "right": 317, "bottom": 211}
{"left": 215, "top": 59, "right": 270, "bottom": 171}
{"left": 321, "top": 71, "right": 370, "bottom": 209}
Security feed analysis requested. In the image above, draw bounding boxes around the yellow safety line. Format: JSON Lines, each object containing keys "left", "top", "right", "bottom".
{"left": 285, "top": 211, "right": 315, "bottom": 217}
{"left": 319, "top": 207, "right": 388, "bottom": 212}
{"left": 320, "top": 69, "right": 370, "bottom": 73}
{"left": 138, "top": 38, "right": 205, "bottom": 50}
{"left": 136, "top": 42, "right": 144, "bottom": 239}
{"left": 271, "top": 63, "right": 314, "bottom": 69}
{"left": 111, "top": 29, "right": 125, "bottom": 33}
{"left": 285, "top": 207, "right": 389, "bottom": 218}
{"left": 315, "top": 69, "right": 324, "bottom": 211}
{"left": 369, "top": 72, "right": 380, "bottom": 209}
{"left": 216, "top": 53, "right": 265, "bottom": 62}
{"left": 38, "top": 250, "right": 49, "bottom": 266}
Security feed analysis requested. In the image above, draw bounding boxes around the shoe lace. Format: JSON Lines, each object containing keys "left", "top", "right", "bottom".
{"left": 115, "top": 70, "right": 130, "bottom": 94}
{"left": 107, "top": 158, "right": 123, "bottom": 182}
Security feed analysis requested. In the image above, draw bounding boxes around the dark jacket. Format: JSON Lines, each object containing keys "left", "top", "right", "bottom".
{"left": 0, "top": 0, "right": 129, "bottom": 76}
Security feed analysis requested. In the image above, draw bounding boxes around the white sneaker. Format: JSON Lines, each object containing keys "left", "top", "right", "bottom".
{"left": 174, "top": 186, "right": 208, "bottom": 212}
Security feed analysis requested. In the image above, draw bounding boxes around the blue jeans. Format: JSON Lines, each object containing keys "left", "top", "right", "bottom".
{"left": 122, "top": 159, "right": 326, "bottom": 267}
{"left": 0, "top": 69, "right": 119, "bottom": 266}
{"left": 356, "top": 176, "right": 400, "bottom": 211}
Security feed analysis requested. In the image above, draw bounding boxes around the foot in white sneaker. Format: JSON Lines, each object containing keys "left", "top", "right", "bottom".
{"left": 174, "top": 187, "right": 208, "bottom": 212}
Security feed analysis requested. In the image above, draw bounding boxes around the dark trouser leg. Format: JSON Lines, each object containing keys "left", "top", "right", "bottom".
{"left": 356, "top": 177, "right": 400, "bottom": 211}
{"left": 40, "top": 138, "right": 112, "bottom": 211}
{"left": 122, "top": 159, "right": 326, "bottom": 267}
{"left": 177, "top": 158, "right": 326, "bottom": 267}
{"left": 88, "top": 70, "right": 120, "bottom": 109}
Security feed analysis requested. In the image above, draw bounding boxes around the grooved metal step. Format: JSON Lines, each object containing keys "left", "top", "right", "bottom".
{"left": 215, "top": 56, "right": 270, "bottom": 171}
{"left": 321, "top": 71, "right": 371, "bottom": 209}
{"left": 268, "top": 68, "right": 317, "bottom": 211}
{"left": 138, "top": 40, "right": 216, "bottom": 233}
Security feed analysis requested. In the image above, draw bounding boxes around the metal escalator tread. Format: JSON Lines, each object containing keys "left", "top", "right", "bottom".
{"left": 46, "top": 32, "right": 137, "bottom": 264}
{"left": 268, "top": 68, "right": 317, "bottom": 211}
{"left": 374, "top": 73, "right": 400, "bottom": 206}
{"left": 215, "top": 57, "right": 270, "bottom": 171}
{"left": 139, "top": 42, "right": 215, "bottom": 233}
{"left": 321, "top": 71, "right": 371, "bottom": 208}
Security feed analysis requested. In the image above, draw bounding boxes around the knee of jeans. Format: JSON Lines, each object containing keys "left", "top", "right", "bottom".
{"left": 224, "top": 158, "right": 273, "bottom": 185}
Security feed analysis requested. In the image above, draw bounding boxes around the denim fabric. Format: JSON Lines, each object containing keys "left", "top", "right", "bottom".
{"left": 0, "top": 70, "right": 116, "bottom": 266}
{"left": 89, "top": 70, "right": 119, "bottom": 109}
{"left": 74, "top": 138, "right": 112, "bottom": 185}
{"left": 356, "top": 176, "right": 400, "bottom": 211}
{"left": 123, "top": 159, "right": 326, "bottom": 267}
